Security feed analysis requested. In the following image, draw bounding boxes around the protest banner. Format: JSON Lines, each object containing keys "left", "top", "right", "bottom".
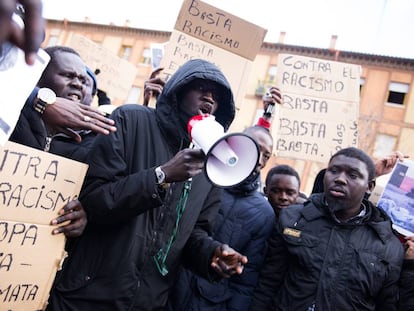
{"left": 377, "top": 159, "right": 414, "bottom": 237}
{"left": 0, "top": 141, "right": 88, "bottom": 310}
{"left": 273, "top": 54, "right": 361, "bottom": 162}
{"left": 68, "top": 34, "right": 138, "bottom": 101}
{"left": 159, "top": 0, "right": 267, "bottom": 110}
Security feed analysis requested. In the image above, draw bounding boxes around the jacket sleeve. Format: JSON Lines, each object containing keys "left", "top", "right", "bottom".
{"left": 249, "top": 221, "right": 289, "bottom": 311}
{"left": 182, "top": 185, "right": 222, "bottom": 280}
{"left": 398, "top": 259, "right": 414, "bottom": 311}
{"left": 9, "top": 87, "right": 46, "bottom": 150}
{"left": 79, "top": 107, "right": 164, "bottom": 224}
{"left": 227, "top": 208, "right": 275, "bottom": 311}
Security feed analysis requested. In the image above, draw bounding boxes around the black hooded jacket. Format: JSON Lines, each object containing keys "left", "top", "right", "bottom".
{"left": 46, "top": 59, "right": 236, "bottom": 311}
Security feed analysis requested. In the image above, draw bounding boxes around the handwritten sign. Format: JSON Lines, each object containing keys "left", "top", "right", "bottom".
{"left": 174, "top": 0, "right": 265, "bottom": 60}
{"left": 273, "top": 54, "right": 361, "bottom": 162}
{"left": 68, "top": 34, "right": 138, "bottom": 101}
{"left": 159, "top": 0, "right": 267, "bottom": 110}
{"left": 0, "top": 141, "right": 88, "bottom": 311}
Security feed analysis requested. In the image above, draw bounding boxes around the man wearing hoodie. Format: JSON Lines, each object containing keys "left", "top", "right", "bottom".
{"left": 250, "top": 147, "right": 405, "bottom": 311}
{"left": 45, "top": 59, "right": 247, "bottom": 311}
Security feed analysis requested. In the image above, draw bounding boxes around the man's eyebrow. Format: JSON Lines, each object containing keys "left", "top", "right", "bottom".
{"left": 349, "top": 168, "right": 363, "bottom": 175}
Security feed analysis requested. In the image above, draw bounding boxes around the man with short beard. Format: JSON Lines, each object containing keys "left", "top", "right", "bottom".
{"left": 250, "top": 147, "right": 405, "bottom": 311}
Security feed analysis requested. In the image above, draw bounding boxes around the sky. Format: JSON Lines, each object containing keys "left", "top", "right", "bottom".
{"left": 42, "top": 0, "right": 414, "bottom": 59}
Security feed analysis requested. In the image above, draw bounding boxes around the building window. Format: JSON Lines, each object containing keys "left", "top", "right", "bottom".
{"left": 140, "top": 48, "right": 151, "bottom": 65}
{"left": 373, "top": 134, "right": 396, "bottom": 159}
{"left": 47, "top": 35, "right": 59, "bottom": 47}
{"left": 119, "top": 45, "right": 132, "bottom": 60}
{"left": 267, "top": 65, "right": 277, "bottom": 82}
{"left": 126, "top": 86, "right": 142, "bottom": 104}
{"left": 360, "top": 77, "right": 365, "bottom": 93}
{"left": 386, "top": 82, "right": 409, "bottom": 105}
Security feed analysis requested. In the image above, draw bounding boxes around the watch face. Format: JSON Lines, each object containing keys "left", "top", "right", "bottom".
{"left": 155, "top": 167, "right": 166, "bottom": 184}
{"left": 38, "top": 88, "right": 56, "bottom": 105}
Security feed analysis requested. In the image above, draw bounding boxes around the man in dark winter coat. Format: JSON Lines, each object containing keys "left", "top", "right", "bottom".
{"left": 45, "top": 59, "right": 248, "bottom": 311}
{"left": 167, "top": 125, "right": 275, "bottom": 311}
{"left": 8, "top": 45, "right": 115, "bottom": 237}
{"left": 250, "top": 147, "right": 405, "bottom": 311}
{"left": 10, "top": 46, "right": 116, "bottom": 162}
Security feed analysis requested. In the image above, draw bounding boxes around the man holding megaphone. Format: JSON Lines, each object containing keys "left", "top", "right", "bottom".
{"left": 46, "top": 59, "right": 248, "bottom": 311}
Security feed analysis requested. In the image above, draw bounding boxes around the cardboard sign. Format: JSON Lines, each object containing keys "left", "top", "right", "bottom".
{"left": 377, "top": 160, "right": 414, "bottom": 237}
{"left": 273, "top": 54, "right": 361, "bottom": 162}
{"left": 174, "top": 0, "right": 266, "bottom": 60}
{"left": 0, "top": 141, "right": 88, "bottom": 311}
{"left": 159, "top": 0, "right": 267, "bottom": 110}
{"left": 68, "top": 34, "right": 138, "bottom": 101}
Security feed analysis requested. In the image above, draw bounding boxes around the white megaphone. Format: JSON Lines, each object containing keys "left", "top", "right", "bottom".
{"left": 188, "top": 114, "right": 260, "bottom": 188}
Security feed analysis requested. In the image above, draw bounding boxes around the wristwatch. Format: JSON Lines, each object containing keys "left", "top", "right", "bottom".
{"left": 34, "top": 87, "right": 56, "bottom": 114}
{"left": 155, "top": 166, "right": 169, "bottom": 189}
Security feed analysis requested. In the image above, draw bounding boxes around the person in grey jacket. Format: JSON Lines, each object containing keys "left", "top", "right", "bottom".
{"left": 250, "top": 147, "right": 405, "bottom": 311}
{"left": 45, "top": 59, "right": 248, "bottom": 311}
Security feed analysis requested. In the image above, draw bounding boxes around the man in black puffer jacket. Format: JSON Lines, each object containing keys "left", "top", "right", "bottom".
{"left": 250, "top": 147, "right": 405, "bottom": 311}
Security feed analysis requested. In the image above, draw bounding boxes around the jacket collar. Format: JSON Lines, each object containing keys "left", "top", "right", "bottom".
{"left": 303, "top": 193, "right": 394, "bottom": 244}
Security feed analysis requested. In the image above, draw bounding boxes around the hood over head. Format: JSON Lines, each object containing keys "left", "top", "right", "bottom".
{"left": 155, "top": 59, "right": 235, "bottom": 153}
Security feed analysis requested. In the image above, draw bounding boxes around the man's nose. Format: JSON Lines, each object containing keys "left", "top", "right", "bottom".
{"left": 202, "top": 90, "right": 218, "bottom": 104}
{"left": 258, "top": 154, "right": 267, "bottom": 170}
{"left": 334, "top": 172, "right": 347, "bottom": 184}
{"left": 278, "top": 195, "right": 288, "bottom": 203}
{"left": 70, "top": 76, "right": 83, "bottom": 89}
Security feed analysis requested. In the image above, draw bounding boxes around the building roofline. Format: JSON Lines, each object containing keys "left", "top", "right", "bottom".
{"left": 46, "top": 18, "right": 171, "bottom": 37}
{"left": 46, "top": 19, "right": 414, "bottom": 70}
{"left": 261, "top": 42, "right": 414, "bottom": 70}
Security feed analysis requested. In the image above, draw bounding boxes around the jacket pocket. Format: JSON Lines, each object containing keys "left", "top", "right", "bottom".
{"left": 348, "top": 250, "right": 389, "bottom": 296}
{"left": 283, "top": 230, "right": 320, "bottom": 269}
{"left": 195, "top": 277, "right": 231, "bottom": 304}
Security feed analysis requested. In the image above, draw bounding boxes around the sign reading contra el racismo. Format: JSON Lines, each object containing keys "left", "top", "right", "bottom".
{"left": 273, "top": 54, "right": 361, "bottom": 162}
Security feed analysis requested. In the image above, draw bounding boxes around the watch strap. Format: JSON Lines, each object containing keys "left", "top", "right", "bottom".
{"left": 34, "top": 97, "right": 47, "bottom": 115}
{"left": 155, "top": 166, "right": 170, "bottom": 189}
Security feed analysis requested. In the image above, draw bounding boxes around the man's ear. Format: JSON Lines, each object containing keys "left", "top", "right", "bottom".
{"left": 263, "top": 186, "right": 268, "bottom": 196}
{"left": 366, "top": 179, "right": 376, "bottom": 195}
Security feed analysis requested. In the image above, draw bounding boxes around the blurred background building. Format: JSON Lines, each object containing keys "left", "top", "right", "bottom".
{"left": 43, "top": 18, "right": 414, "bottom": 195}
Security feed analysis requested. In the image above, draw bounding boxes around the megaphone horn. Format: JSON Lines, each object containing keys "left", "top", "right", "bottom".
{"left": 188, "top": 115, "right": 260, "bottom": 188}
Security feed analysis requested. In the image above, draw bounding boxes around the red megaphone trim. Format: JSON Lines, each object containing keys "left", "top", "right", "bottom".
{"left": 187, "top": 114, "right": 212, "bottom": 140}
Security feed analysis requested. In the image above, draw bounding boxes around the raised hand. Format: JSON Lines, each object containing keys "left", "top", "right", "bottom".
{"left": 0, "top": 0, "right": 44, "bottom": 65}
{"left": 43, "top": 97, "right": 117, "bottom": 142}
{"left": 210, "top": 244, "right": 248, "bottom": 278}
{"left": 143, "top": 67, "right": 165, "bottom": 106}
{"left": 160, "top": 148, "right": 205, "bottom": 182}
